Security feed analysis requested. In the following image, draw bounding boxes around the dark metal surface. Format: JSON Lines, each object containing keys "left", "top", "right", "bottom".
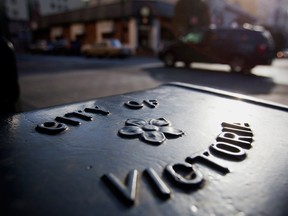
{"left": 0, "top": 82, "right": 288, "bottom": 216}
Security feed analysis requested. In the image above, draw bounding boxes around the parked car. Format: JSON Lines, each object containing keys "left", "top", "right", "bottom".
{"left": 68, "top": 39, "right": 82, "bottom": 56}
{"left": 51, "top": 38, "right": 70, "bottom": 55}
{"left": 159, "top": 26, "right": 275, "bottom": 73}
{"left": 28, "top": 40, "right": 53, "bottom": 54}
{"left": 81, "top": 39, "right": 132, "bottom": 58}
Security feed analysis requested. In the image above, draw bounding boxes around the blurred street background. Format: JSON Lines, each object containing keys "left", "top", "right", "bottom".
{"left": 17, "top": 53, "right": 288, "bottom": 111}
{"left": 1, "top": 0, "right": 288, "bottom": 112}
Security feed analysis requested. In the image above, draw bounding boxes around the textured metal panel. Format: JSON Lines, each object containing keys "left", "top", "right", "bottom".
{"left": 0, "top": 83, "right": 287, "bottom": 216}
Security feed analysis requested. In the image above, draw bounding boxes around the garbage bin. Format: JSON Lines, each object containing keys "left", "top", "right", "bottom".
{"left": 0, "top": 83, "right": 287, "bottom": 216}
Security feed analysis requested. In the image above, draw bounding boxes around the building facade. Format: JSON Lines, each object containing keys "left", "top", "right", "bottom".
{"left": 227, "top": 0, "right": 256, "bottom": 15}
{"left": 36, "top": 0, "right": 86, "bottom": 16}
{"left": 3, "top": 0, "right": 30, "bottom": 50}
{"left": 207, "top": 0, "right": 256, "bottom": 28}
{"left": 5, "top": 0, "right": 29, "bottom": 20}
{"left": 34, "top": 0, "right": 176, "bottom": 54}
{"left": 225, "top": 0, "right": 288, "bottom": 47}
{"left": 3, "top": 0, "right": 287, "bottom": 53}
{"left": 33, "top": 0, "right": 261, "bottom": 54}
{"left": 256, "top": 0, "right": 288, "bottom": 32}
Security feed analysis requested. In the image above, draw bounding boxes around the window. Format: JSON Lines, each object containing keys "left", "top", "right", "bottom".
{"left": 181, "top": 32, "right": 204, "bottom": 44}
{"left": 12, "top": 9, "right": 18, "bottom": 17}
{"left": 110, "top": 39, "right": 122, "bottom": 48}
{"left": 50, "top": 3, "right": 55, "bottom": 9}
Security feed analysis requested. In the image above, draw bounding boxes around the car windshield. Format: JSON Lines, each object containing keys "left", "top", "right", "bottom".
{"left": 181, "top": 32, "right": 204, "bottom": 44}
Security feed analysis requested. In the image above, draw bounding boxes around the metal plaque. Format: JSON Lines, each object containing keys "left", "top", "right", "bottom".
{"left": 0, "top": 83, "right": 288, "bottom": 216}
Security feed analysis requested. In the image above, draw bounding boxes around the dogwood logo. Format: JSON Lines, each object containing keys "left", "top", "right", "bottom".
{"left": 118, "top": 118, "right": 184, "bottom": 145}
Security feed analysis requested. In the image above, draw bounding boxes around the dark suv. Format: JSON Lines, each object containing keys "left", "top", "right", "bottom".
{"left": 159, "top": 26, "right": 275, "bottom": 73}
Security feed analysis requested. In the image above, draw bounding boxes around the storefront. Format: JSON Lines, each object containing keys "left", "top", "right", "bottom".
{"left": 35, "top": 0, "right": 175, "bottom": 55}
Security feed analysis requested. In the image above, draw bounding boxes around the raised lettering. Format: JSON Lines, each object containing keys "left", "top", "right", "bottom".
{"left": 186, "top": 151, "right": 230, "bottom": 174}
{"left": 65, "top": 110, "right": 93, "bottom": 121}
{"left": 125, "top": 101, "right": 144, "bottom": 109}
{"left": 84, "top": 106, "right": 110, "bottom": 115}
{"left": 165, "top": 163, "right": 204, "bottom": 189}
{"left": 222, "top": 122, "right": 253, "bottom": 136}
{"left": 55, "top": 116, "right": 81, "bottom": 126}
{"left": 217, "top": 132, "right": 253, "bottom": 149}
{"left": 209, "top": 142, "right": 246, "bottom": 160}
{"left": 222, "top": 122, "right": 252, "bottom": 131}
{"left": 143, "top": 99, "right": 158, "bottom": 108}
{"left": 36, "top": 121, "right": 67, "bottom": 135}
{"left": 144, "top": 168, "right": 171, "bottom": 199}
{"left": 102, "top": 170, "right": 139, "bottom": 206}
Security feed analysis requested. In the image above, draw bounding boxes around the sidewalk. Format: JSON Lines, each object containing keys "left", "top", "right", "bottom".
{"left": 16, "top": 54, "right": 288, "bottom": 112}
{"left": 18, "top": 68, "right": 160, "bottom": 112}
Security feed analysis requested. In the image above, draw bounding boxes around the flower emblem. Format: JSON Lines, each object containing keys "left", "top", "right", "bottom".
{"left": 118, "top": 118, "right": 184, "bottom": 145}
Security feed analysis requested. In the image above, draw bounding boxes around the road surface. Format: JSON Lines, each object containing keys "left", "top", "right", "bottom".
{"left": 16, "top": 54, "right": 288, "bottom": 111}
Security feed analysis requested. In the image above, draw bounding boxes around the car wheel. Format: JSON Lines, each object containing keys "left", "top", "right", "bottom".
{"left": 184, "top": 61, "right": 191, "bottom": 68}
{"left": 241, "top": 66, "right": 254, "bottom": 74}
{"left": 230, "top": 57, "right": 244, "bottom": 72}
{"left": 163, "top": 52, "right": 176, "bottom": 67}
